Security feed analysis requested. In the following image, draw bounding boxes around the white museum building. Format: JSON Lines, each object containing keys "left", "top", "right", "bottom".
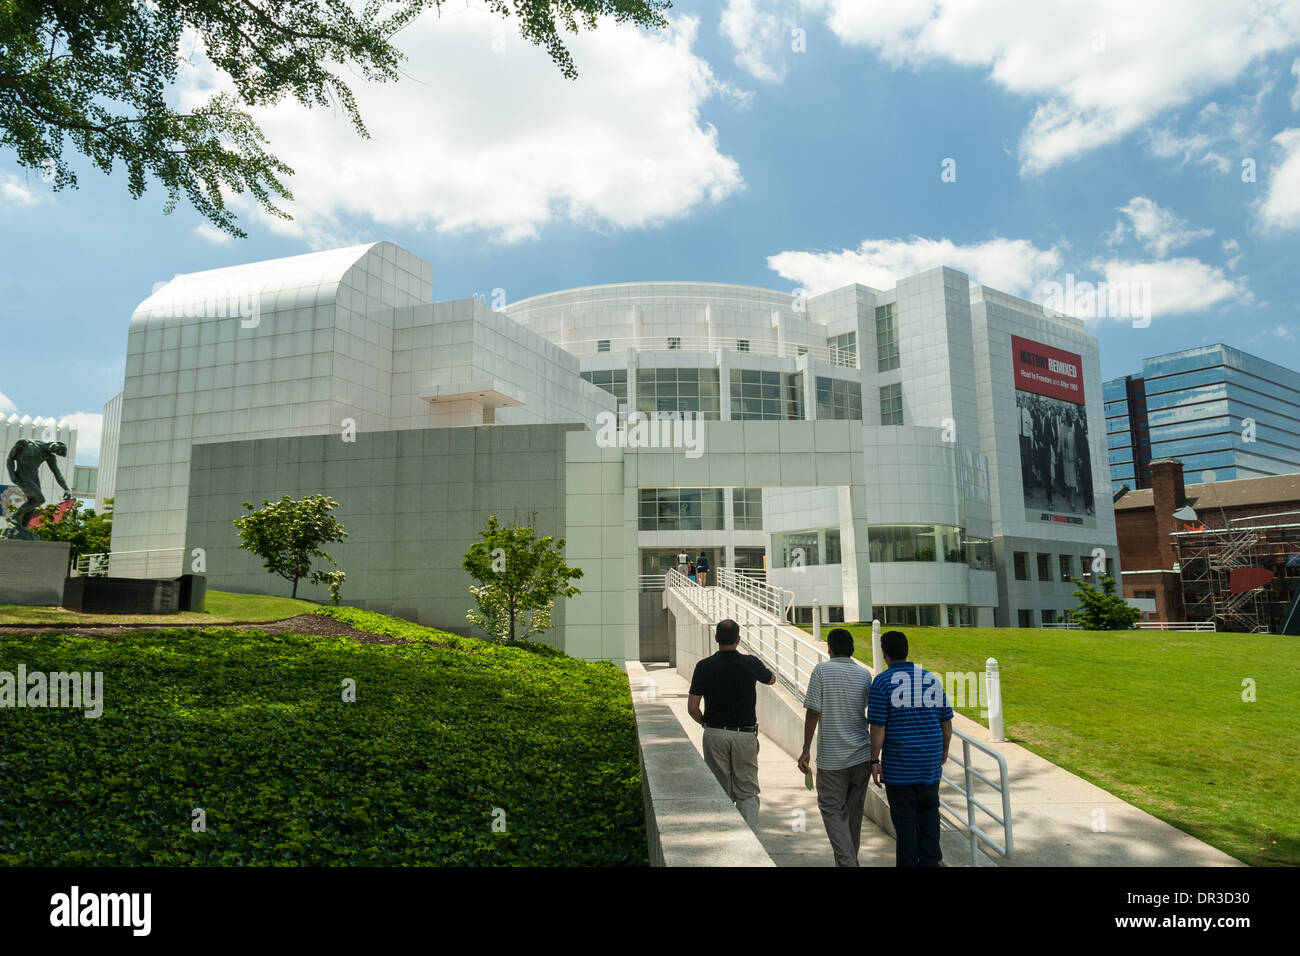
{"left": 97, "top": 241, "right": 1119, "bottom": 661}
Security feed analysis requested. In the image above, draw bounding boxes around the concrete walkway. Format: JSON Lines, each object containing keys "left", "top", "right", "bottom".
{"left": 639, "top": 662, "right": 894, "bottom": 867}
{"left": 945, "top": 709, "right": 1243, "bottom": 866}
{"left": 638, "top": 656, "right": 1243, "bottom": 867}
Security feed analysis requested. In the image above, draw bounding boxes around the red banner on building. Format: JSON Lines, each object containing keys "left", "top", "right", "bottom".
{"left": 1012, "top": 335, "right": 1084, "bottom": 405}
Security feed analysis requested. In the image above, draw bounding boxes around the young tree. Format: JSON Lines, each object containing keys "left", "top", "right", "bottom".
{"left": 0, "top": 0, "right": 671, "bottom": 237}
{"left": 28, "top": 497, "right": 113, "bottom": 571}
{"left": 1070, "top": 575, "right": 1142, "bottom": 631}
{"left": 462, "top": 514, "right": 582, "bottom": 643}
{"left": 233, "top": 494, "right": 347, "bottom": 603}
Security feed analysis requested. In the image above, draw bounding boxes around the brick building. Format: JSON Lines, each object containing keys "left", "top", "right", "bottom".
{"left": 1114, "top": 459, "right": 1300, "bottom": 633}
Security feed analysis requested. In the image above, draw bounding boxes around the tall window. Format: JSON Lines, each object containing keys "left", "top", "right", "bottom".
{"left": 730, "top": 369, "right": 803, "bottom": 420}
{"left": 636, "top": 368, "right": 721, "bottom": 419}
{"left": 815, "top": 376, "right": 863, "bottom": 420}
{"left": 637, "top": 488, "right": 725, "bottom": 531}
{"left": 732, "top": 487, "right": 764, "bottom": 530}
{"left": 580, "top": 369, "right": 627, "bottom": 403}
{"left": 880, "top": 383, "right": 903, "bottom": 425}
{"left": 876, "top": 303, "right": 900, "bottom": 371}
{"left": 828, "top": 331, "right": 857, "bottom": 367}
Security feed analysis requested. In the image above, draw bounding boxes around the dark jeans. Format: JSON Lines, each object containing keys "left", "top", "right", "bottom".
{"left": 886, "top": 782, "right": 942, "bottom": 867}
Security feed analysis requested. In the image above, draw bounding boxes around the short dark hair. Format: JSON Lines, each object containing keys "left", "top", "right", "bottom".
{"left": 826, "top": 628, "right": 854, "bottom": 656}
{"left": 715, "top": 619, "right": 740, "bottom": 645}
{"left": 881, "top": 630, "right": 909, "bottom": 661}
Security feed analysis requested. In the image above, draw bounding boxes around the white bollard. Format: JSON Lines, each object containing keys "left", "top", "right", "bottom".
{"left": 811, "top": 598, "right": 822, "bottom": 644}
{"left": 871, "top": 619, "right": 883, "bottom": 675}
{"left": 985, "top": 657, "right": 1006, "bottom": 742}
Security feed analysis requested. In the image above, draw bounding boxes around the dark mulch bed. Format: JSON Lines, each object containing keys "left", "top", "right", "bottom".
{"left": 0, "top": 613, "right": 426, "bottom": 646}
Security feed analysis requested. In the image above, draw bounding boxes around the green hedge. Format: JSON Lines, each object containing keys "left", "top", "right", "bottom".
{"left": 0, "top": 608, "right": 645, "bottom": 865}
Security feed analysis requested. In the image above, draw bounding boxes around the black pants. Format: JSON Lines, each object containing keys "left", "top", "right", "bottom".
{"left": 886, "top": 782, "right": 942, "bottom": 867}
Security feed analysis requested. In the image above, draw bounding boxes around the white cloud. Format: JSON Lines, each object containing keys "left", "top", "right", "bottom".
{"left": 1111, "top": 196, "right": 1214, "bottom": 257}
{"left": 178, "top": 11, "right": 743, "bottom": 245}
{"left": 0, "top": 391, "right": 16, "bottom": 416}
{"left": 1, "top": 173, "right": 47, "bottom": 207}
{"left": 721, "top": 0, "right": 799, "bottom": 82}
{"left": 1222, "top": 238, "right": 1244, "bottom": 270}
{"left": 1088, "top": 256, "right": 1250, "bottom": 319}
{"left": 766, "top": 235, "right": 1063, "bottom": 297}
{"left": 1275, "top": 323, "right": 1297, "bottom": 339}
{"left": 1255, "top": 127, "right": 1300, "bottom": 230}
{"left": 58, "top": 413, "right": 104, "bottom": 464}
{"left": 194, "top": 223, "right": 233, "bottom": 244}
{"left": 799, "top": 0, "right": 1300, "bottom": 175}
{"left": 1292, "top": 57, "right": 1300, "bottom": 109}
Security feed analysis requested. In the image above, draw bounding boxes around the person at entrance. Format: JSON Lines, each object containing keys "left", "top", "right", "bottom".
{"left": 687, "top": 619, "right": 776, "bottom": 833}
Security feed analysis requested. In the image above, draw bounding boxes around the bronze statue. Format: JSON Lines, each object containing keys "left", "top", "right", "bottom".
{"left": 3, "top": 439, "right": 73, "bottom": 540}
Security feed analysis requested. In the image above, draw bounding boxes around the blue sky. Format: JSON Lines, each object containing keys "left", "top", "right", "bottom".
{"left": 2, "top": 0, "right": 1299, "bottom": 463}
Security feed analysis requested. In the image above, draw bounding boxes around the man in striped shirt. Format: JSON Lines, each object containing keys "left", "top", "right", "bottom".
{"left": 798, "top": 628, "right": 874, "bottom": 867}
{"left": 869, "top": 630, "right": 953, "bottom": 867}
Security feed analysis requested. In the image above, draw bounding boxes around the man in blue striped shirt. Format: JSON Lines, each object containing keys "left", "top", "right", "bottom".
{"left": 868, "top": 630, "right": 952, "bottom": 867}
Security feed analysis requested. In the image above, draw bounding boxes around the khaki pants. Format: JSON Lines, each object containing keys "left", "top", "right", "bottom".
{"left": 816, "top": 760, "right": 872, "bottom": 867}
{"left": 702, "top": 728, "right": 761, "bottom": 833}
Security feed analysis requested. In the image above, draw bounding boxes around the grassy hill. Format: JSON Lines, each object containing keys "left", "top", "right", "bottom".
{"left": 838, "top": 624, "right": 1299, "bottom": 866}
{"left": 0, "top": 605, "right": 645, "bottom": 866}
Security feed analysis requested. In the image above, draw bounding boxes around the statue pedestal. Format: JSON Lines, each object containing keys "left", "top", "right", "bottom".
{"left": 0, "top": 539, "right": 71, "bottom": 605}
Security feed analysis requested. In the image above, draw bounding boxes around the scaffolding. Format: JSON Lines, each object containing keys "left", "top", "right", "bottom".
{"left": 1173, "top": 519, "right": 1300, "bottom": 634}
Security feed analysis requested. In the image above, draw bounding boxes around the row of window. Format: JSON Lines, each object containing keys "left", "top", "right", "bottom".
{"left": 771, "top": 529, "right": 842, "bottom": 568}
{"left": 581, "top": 369, "right": 899, "bottom": 423}
{"left": 637, "top": 487, "right": 765, "bottom": 532}
{"left": 1011, "top": 551, "right": 1112, "bottom": 583}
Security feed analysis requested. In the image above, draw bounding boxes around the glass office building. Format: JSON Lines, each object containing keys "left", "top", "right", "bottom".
{"left": 1106, "top": 344, "right": 1300, "bottom": 488}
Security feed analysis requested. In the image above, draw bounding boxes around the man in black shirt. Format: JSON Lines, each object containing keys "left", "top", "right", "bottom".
{"left": 687, "top": 619, "right": 776, "bottom": 834}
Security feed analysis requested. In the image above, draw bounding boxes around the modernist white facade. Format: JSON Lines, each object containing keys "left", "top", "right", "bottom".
{"left": 104, "top": 241, "right": 1119, "bottom": 660}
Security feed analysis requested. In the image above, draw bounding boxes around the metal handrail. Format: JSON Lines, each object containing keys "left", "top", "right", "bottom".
{"left": 666, "top": 567, "right": 1013, "bottom": 866}
{"left": 714, "top": 566, "right": 795, "bottom": 622}
{"left": 74, "top": 548, "right": 185, "bottom": 577}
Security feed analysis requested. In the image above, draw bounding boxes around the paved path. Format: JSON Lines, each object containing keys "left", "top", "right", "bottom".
{"left": 641, "top": 653, "right": 1244, "bottom": 867}
{"left": 640, "top": 662, "right": 894, "bottom": 867}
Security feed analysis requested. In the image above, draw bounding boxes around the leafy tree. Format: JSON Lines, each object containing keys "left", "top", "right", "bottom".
{"left": 28, "top": 496, "right": 113, "bottom": 570}
{"left": 233, "top": 494, "right": 347, "bottom": 603}
{"left": 1070, "top": 575, "right": 1142, "bottom": 631}
{"left": 463, "top": 514, "right": 582, "bottom": 643}
{"left": 0, "top": 0, "right": 671, "bottom": 237}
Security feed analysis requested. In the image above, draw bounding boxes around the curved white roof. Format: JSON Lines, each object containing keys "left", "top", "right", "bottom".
{"left": 129, "top": 241, "right": 429, "bottom": 327}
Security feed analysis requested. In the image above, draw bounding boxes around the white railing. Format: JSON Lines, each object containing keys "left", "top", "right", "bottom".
{"left": 74, "top": 549, "right": 185, "bottom": 578}
{"left": 1042, "top": 620, "right": 1217, "bottom": 632}
{"left": 939, "top": 736, "right": 1015, "bottom": 864}
{"left": 714, "top": 566, "right": 794, "bottom": 621}
{"left": 667, "top": 567, "right": 1013, "bottom": 866}
{"left": 565, "top": 335, "right": 858, "bottom": 368}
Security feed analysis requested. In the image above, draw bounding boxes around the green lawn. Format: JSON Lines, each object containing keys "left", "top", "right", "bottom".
{"left": 837, "top": 624, "right": 1300, "bottom": 866}
{"left": 0, "top": 589, "right": 319, "bottom": 627}
{"left": 0, "top": 605, "right": 645, "bottom": 865}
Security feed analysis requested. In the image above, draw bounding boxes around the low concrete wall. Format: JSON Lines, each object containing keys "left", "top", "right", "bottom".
{"left": 626, "top": 661, "right": 774, "bottom": 867}
{"left": 0, "top": 540, "right": 70, "bottom": 605}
